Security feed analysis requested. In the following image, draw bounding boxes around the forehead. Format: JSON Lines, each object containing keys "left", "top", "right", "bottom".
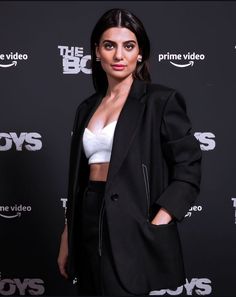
{"left": 100, "top": 27, "right": 137, "bottom": 42}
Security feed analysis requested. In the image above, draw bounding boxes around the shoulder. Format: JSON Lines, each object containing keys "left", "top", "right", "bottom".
{"left": 74, "top": 91, "right": 99, "bottom": 114}
{"left": 145, "top": 81, "right": 181, "bottom": 104}
{"left": 71, "top": 92, "right": 98, "bottom": 129}
{"left": 147, "top": 81, "right": 175, "bottom": 93}
{"left": 77, "top": 92, "right": 97, "bottom": 108}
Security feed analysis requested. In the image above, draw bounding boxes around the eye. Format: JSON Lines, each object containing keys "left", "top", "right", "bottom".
{"left": 125, "top": 43, "right": 135, "bottom": 50}
{"left": 104, "top": 42, "right": 114, "bottom": 50}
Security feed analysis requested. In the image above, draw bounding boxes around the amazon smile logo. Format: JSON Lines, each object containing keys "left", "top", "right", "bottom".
{"left": 0, "top": 204, "right": 32, "bottom": 219}
{"left": 0, "top": 52, "right": 28, "bottom": 68}
{"left": 158, "top": 51, "right": 205, "bottom": 67}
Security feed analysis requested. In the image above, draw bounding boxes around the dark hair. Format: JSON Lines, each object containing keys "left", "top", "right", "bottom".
{"left": 90, "top": 8, "right": 151, "bottom": 93}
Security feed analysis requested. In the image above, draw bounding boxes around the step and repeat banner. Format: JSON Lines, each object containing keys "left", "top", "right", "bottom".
{"left": 0, "top": 1, "right": 235, "bottom": 296}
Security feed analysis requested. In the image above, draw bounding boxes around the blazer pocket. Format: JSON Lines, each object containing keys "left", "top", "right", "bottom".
{"left": 145, "top": 220, "right": 183, "bottom": 263}
{"left": 145, "top": 220, "right": 181, "bottom": 255}
{"left": 143, "top": 219, "right": 185, "bottom": 289}
{"left": 147, "top": 220, "right": 175, "bottom": 229}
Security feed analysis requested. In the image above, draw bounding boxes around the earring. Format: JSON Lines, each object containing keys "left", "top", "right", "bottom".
{"left": 137, "top": 56, "right": 142, "bottom": 63}
{"left": 96, "top": 57, "right": 101, "bottom": 62}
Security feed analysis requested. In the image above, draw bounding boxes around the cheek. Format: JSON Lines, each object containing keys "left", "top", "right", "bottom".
{"left": 128, "top": 55, "right": 138, "bottom": 67}
{"left": 127, "top": 51, "right": 139, "bottom": 61}
{"left": 100, "top": 50, "right": 112, "bottom": 62}
{"left": 100, "top": 55, "right": 110, "bottom": 69}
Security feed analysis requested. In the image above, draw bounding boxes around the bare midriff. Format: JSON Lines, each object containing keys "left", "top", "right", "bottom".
{"left": 89, "top": 163, "right": 110, "bottom": 181}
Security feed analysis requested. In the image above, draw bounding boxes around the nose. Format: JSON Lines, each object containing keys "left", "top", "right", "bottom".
{"left": 114, "top": 45, "right": 124, "bottom": 61}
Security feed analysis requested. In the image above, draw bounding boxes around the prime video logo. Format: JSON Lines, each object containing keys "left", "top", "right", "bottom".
{"left": 185, "top": 205, "right": 203, "bottom": 218}
{"left": 158, "top": 52, "right": 205, "bottom": 68}
{"left": 0, "top": 204, "right": 32, "bottom": 219}
{"left": 0, "top": 52, "right": 28, "bottom": 68}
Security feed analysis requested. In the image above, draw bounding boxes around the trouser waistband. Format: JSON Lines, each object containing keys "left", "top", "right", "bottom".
{"left": 87, "top": 180, "right": 106, "bottom": 193}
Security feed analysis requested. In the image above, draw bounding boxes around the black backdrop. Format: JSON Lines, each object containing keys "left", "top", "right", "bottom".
{"left": 0, "top": 1, "right": 236, "bottom": 296}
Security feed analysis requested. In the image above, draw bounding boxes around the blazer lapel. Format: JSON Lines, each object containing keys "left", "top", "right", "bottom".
{"left": 106, "top": 79, "right": 147, "bottom": 191}
{"left": 71, "top": 91, "right": 104, "bottom": 196}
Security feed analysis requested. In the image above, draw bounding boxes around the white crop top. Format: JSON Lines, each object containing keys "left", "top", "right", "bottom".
{"left": 82, "top": 120, "right": 117, "bottom": 164}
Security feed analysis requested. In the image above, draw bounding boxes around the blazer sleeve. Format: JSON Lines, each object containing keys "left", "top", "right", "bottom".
{"left": 65, "top": 103, "right": 84, "bottom": 223}
{"left": 155, "top": 90, "right": 202, "bottom": 222}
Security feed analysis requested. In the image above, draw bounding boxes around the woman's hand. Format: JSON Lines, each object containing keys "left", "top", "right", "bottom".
{"left": 57, "top": 225, "right": 69, "bottom": 279}
{"left": 150, "top": 207, "right": 173, "bottom": 226}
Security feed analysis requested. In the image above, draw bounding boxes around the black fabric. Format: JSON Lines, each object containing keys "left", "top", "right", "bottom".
{"left": 77, "top": 180, "right": 135, "bottom": 296}
{"left": 66, "top": 79, "right": 201, "bottom": 294}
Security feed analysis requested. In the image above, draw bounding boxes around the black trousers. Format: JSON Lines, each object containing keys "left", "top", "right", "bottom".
{"left": 77, "top": 180, "right": 136, "bottom": 296}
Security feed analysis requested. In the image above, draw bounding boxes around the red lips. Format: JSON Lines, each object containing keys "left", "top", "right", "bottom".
{"left": 111, "top": 64, "right": 127, "bottom": 70}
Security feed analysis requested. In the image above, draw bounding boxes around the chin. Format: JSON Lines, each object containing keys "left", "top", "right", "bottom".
{"left": 108, "top": 71, "right": 133, "bottom": 80}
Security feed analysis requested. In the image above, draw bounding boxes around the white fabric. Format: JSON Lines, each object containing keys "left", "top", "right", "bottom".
{"left": 82, "top": 120, "right": 117, "bottom": 164}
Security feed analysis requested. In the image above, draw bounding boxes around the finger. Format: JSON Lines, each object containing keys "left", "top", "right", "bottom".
{"left": 61, "top": 271, "right": 69, "bottom": 279}
{"left": 60, "top": 269, "right": 69, "bottom": 279}
{"left": 58, "top": 264, "right": 69, "bottom": 279}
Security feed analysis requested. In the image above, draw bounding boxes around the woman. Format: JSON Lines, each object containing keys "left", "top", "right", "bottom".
{"left": 57, "top": 8, "right": 202, "bottom": 296}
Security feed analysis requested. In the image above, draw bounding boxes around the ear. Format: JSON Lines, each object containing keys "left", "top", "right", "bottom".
{"left": 137, "top": 54, "right": 143, "bottom": 62}
{"left": 95, "top": 44, "right": 100, "bottom": 58}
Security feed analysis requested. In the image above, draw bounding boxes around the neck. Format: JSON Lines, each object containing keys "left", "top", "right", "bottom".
{"left": 106, "top": 75, "right": 134, "bottom": 99}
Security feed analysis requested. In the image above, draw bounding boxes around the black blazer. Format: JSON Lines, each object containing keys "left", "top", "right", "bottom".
{"left": 66, "top": 79, "right": 202, "bottom": 294}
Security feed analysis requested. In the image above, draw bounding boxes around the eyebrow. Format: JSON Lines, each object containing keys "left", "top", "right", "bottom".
{"left": 102, "top": 39, "right": 137, "bottom": 44}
